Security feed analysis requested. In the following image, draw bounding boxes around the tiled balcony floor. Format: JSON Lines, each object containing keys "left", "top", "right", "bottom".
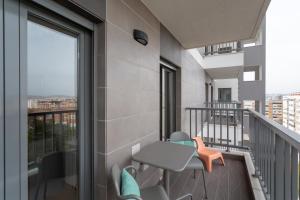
{"left": 169, "top": 157, "right": 254, "bottom": 200}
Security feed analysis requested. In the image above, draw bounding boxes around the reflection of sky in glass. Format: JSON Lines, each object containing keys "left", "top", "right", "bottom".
{"left": 27, "top": 21, "right": 77, "bottom": 97}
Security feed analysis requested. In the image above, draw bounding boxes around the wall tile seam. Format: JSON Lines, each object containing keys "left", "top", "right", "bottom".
{"left": 105, "top": 89, "right": 160, "bottom": 97}
{"left": 97, "top": 110, "right": 160, "bottom": 122}
{"left": 102, "top": 131, "right": 158, "bottom": 156}
{"left": 106, "top": 20, "right": 159, "bottom": 51}
{"left": 105, "top": 86, "right": 161, "bottom": 94}
{"left": 107, "top": 54, "right": 160, "bottom": 73}
{"left": 106, "top": 53, "right": 160, "bottom": 73}
{"left": 97, "top": 86, "right": 160, "bottom": 92}
{"left": 119, "top": 0, "right": 160, "bottom": 34}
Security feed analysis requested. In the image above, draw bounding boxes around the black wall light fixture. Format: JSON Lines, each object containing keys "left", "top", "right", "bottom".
{"left": 133, "top": 29, "right": 148, "bottom": 46}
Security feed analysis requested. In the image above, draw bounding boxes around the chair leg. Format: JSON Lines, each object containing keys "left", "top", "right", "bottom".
{"left": 220, "top": 156, "right": 225, "bottom": 166}
{"left": 201, "top": 169, "right": 208, "bottom": 199}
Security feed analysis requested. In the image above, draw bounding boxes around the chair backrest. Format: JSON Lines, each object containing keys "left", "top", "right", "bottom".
{"left": 169, "top": 131, "right": 190, "bottom": 141}
{"left": 193, "top": 136, "right": 206, "bottom": 151}
{"left": 112, "top": 164, "right": 122, "bottom": 198}
{"left": 41, "top": 151, "right": 65, "bottom": 180}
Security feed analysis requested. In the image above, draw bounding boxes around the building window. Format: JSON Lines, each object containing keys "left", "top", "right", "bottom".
{"left": 243, "top": 71, "right": 256, "bottom": 81}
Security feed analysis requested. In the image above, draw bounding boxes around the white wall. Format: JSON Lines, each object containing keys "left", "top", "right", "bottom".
{"left": 213, "top": 79, "right": 238, "bottom": 101}
{"left": 202, "top": 52, "right": 244, "bottom": 69}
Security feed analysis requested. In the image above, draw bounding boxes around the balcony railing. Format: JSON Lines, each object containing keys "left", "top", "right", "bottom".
{"left": 204, "top": 41, "right": 242, "bottom": 56}
{"left": 204, "top": 101, "right": 242, "bottom": 109}
{"left": 28, "top": 109, "right": 77, "bottom": 165}
{"left": 186, "top": 106, "right": 300, "bottom": 200}
{"left": 186, "top": 107, "right": 248, "bottom": 151}
{"left": 249, "top": 110, "right": 300, "bottom": 200}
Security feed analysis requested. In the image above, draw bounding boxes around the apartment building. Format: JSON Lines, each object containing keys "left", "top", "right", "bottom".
{"left": 199, "top": 29, "right": 266, "bottom": 113}
{"left": 265, "top": 99, "right": 283, "bottom": 124}
{"left": 3, "top": 1, "right": 300, "bottom": 200}
{"left": 283, "top": 93, "right": 300, "bottom": 133}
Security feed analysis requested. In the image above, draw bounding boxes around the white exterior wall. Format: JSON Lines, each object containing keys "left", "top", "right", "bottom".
{"left": 213, "top": 79, "right": 238, "bottom": 101}
{"left": 202, "top": 52, "right": 244, "bottom": 69}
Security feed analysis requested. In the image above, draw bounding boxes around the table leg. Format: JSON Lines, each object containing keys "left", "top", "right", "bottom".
{"left": 163, "top": 169, "right": 170, "bottom": 196}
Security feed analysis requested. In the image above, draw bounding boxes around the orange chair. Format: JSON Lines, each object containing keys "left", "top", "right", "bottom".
{"left": 193, "top": 136, "right": 225, "bottom": 173}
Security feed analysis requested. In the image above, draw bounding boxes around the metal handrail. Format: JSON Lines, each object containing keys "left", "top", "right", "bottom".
{"left": 249, "top": 109, "right": 300, "bottom": 150}
{"left": 204, "top": 41, "right": 242, "bottom": 56}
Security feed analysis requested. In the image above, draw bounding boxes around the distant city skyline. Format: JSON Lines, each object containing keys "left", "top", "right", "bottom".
{"left": 266, "top": 0, "right": 300, "bottom": 94}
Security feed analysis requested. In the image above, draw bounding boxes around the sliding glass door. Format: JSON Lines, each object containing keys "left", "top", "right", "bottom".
{"left": 160, "top": 65, "right": 176, "bottom": 140}
{"left": 22, "top": 5, "right": 92, "bottom": 200}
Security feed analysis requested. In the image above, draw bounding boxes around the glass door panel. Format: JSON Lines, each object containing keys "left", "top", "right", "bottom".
{"left": 27, "top": 19, "right": 79, "bottom": 200}
{"left": 160, "top": 66, "right": 176, "bottom": 140}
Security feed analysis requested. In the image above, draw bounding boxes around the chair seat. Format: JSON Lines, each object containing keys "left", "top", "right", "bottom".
{"left": 199, "top": 149, "right": 222, "bottom": 159}
{"left": 141, "top": 185, "right": 169, "bottom": 200}
{"left": 185, "top": 156, "right": 204, "bottom": 170}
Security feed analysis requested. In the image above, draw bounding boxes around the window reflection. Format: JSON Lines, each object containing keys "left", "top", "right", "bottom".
{"left": 27, "top": 20, "right": 79, "bottom": 200}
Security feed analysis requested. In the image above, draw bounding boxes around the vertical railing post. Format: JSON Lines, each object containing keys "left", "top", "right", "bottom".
{"left": 207, "top": 109, "right": 210, "bottom": 143}
{"left": 284, "top": 142, "right": 291, "bottom": 200}
{"left": 220, "top": 109, "right": 222, "bottom": 145}
{"left": 234, "top": 110, "right": 236, "bottom": 146}
{"left": 189, "top": 109, "right": 192, "bottom": 138}
{"left": 201, "top": 110, "right": 203, "bottom": 139}
{"left": 241, "top": 110, "right": 244, "bottom": 147}
{"left": 43, "top": 114, "right": 46, "bottom": 154}
{"left": 195, "top": 110, "right": 197, "bottom": 138}
{"left": 60, "top": 113, "right": 63, "bottom": 151}
{"left": 237, "top": 41, "right": 242, "bottom": 51}
{"left": 275, "top": 135, "right": 285, "bottom": 200}
{"left": 52, "top": 113, "right": 55, "bottom": 152}
{"left": 291, "top": 147, "right": 298, "bottom": 200}
{"left": 226, "top": 110, "right": 229, "bottom": 152}
{"left": 266, "top": 127, "right": 271, "bottom": 196}
{"left": 33, "top": 115, "right": 37, "bottom": 159}
{"left": 213, "top": 110, "right": 216, "bottom": 143}
{"left": 254, "top": 117, "right": 259, "bottom": 177}
{"left": 270, "top": 131, "right": 275, "bottom": 200}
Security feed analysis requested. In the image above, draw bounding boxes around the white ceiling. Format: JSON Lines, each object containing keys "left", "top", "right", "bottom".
{"left": 141, "top": 0, "right": 270, "bottom": 49}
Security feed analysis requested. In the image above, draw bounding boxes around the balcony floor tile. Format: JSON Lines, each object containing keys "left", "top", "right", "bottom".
{"left": 169, "top": 158, "right": 253, "bottom": 200}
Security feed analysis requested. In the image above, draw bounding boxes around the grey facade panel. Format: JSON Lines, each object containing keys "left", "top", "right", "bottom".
{"left": 99, "top": 0, "right": 161, "bottom": 199}
{"left": 0, "top": 0, "right": 4, "bottom": 199}
{"left": 159, "top": 23, "right": 207, "bottom": 138}
{"left": 70, "top": 0, "right": 106, "bottom": 19}
{"left": 238, "top": 18, "right": 266, "bottom": 113}
{"left": 160, "top": 24, "right": 182, "bottom": 67}
{"left": 4, "top": 0, "right": 21, "bottom": 199}
{"left": 239, "top": 80, "right": 265, "bottom": 101}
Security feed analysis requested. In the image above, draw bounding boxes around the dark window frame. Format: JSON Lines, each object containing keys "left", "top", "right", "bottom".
{"left": 1, "top": 1, "right": 96, "bottom": 199}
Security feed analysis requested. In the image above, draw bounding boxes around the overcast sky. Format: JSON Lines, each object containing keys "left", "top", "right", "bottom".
{"left": 266, "top": 0, "right": 300, "bottom": 94}
{"left": 27, "top": 21, "right": 77, "bottom": 97}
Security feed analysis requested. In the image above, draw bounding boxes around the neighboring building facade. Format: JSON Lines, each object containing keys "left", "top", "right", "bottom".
{"left": 265, "top": 99, "right": 283, "bottom": 124}
{"left": 283, "top": 93, "right": 300, "bottom": 133}
{"left": 198, "top": 20, "right": 267, "bottom": 113}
